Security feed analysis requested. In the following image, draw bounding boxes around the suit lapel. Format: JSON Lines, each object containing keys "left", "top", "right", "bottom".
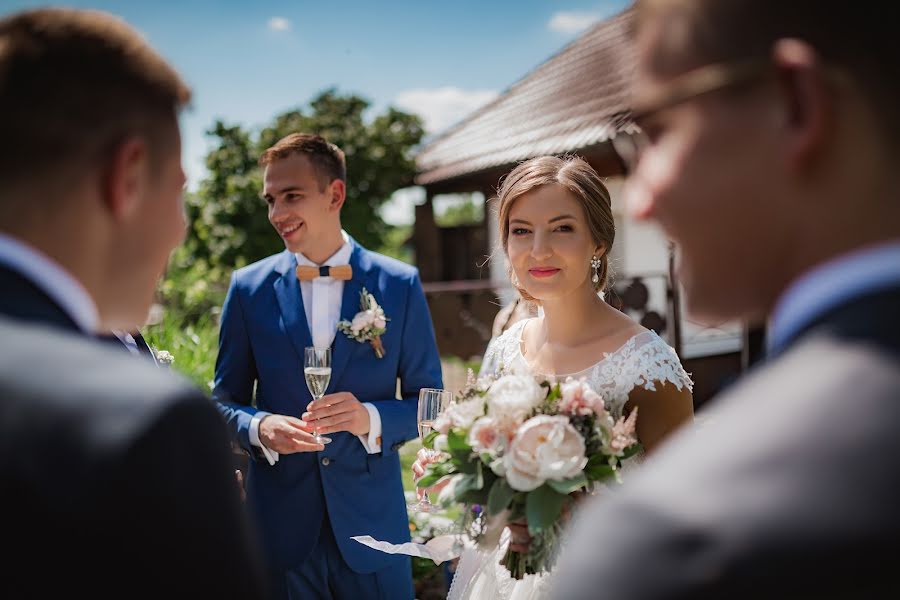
{"left": 329, "top": 241, "right": 375, "bottom": 390}
{"left": 273, "top": 251, "right": 313, "bottom": 362}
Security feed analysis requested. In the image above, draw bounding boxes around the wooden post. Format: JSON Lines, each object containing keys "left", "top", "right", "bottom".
{"left": 413, "top": 188, "right": 441, "bottom": 282}
{"left": 668, "top": 242, "right": 683, "bottom": 358}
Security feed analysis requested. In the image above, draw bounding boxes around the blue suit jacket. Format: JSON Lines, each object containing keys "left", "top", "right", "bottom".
{"left": 213, "top": 238, "right": 442, "bottom": 574}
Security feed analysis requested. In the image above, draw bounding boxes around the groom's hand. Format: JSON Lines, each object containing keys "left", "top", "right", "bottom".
{"left": 259, "top": 415, "right": 324, "bottom": 454}
{"left": 303, "top": 392, "right": 370, "bottom": 437}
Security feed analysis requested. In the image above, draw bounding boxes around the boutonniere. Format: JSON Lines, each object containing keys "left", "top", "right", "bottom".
{"left": 337, "top": 288, "right": 389, "bottom": 358}
{"left": 155, "top": 350, "right": 174, "bottom": 366}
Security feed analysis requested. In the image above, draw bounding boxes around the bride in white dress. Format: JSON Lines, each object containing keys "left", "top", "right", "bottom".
{"left": 415, "top": 155, "right": 694, "bottom": 600}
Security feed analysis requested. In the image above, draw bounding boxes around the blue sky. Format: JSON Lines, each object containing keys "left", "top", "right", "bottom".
{"left": 2, "top": 0, "right": 631, "bottom": 222}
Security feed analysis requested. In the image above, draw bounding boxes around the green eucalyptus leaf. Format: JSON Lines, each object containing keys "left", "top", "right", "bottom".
{"left": 487, "top": 478, "right": 517, "bottom": 516}
{"left": 546, "top": 473, "right": 588, "bottom": 495}
{"left": 525, "top": 485, "right": 567, "bottom": 535}
{"left": 423, "top": 430, "right": 439, "bottom": 450}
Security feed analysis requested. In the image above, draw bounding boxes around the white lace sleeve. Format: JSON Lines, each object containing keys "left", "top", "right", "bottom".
{"left": 624, "top": 335, "right": 693, "bottom": 394}
{"left": 593, "top": 332, "right": 693, "bottom": 417}
{"left": 479, "top": 319, "right": 528, "bottom": 378}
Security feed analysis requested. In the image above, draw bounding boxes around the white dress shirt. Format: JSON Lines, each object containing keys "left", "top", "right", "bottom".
{"left": 768, "top": 240, "right": 900, "bottom": 355}
{"left": 250, "top": 232, "right": 383, "bottom": 464}
{"left": 0, "top": 232, "right": 98, "bottom": 333}
{"left": 112, "top": 330, "right": 141, "bottom": 356}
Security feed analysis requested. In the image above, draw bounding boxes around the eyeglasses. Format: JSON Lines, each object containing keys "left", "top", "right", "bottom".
{"left": 631, "top": 59, "right": 769, "bottom": 125}
{"left": 619, "top": 59, "right": 770, "bottom": 174}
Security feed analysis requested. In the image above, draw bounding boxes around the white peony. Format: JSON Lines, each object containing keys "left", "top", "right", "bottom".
{"left": 503, "top": 415, "right": 588, "bottom": 491}
{"left": 485, "top": 375, "right": 545, "bottom": 425}
{"left": 435, "top": 396, "right": 486, "bottom": 433}
{"left": 432, "top": 412, "right": 452, "bottom": 435}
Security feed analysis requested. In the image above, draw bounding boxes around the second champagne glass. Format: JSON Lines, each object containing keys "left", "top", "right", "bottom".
{"left": 408, "top": 387, "right": 453, "bottom": 513}
{"left": 304, "top": 346, "right": 332, "bottom": 445}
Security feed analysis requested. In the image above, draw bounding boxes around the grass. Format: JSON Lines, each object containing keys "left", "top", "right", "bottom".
{"left": 143, "top": 309, "right": 220, "bottom": 391}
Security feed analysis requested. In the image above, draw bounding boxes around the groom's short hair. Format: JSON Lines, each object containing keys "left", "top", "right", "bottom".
{"left": 259, "top": 133, "right": 347, "bottom": 191}
{"left": 0, "top": 8, "right": 190, "bottom": 199}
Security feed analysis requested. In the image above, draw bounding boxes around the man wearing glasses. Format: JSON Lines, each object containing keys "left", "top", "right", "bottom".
{"left": 557, "top": 1, "right": 900, "bottom": 597}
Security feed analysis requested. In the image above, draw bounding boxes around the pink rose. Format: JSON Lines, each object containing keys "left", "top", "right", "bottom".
{"left": 558, "top": 377, "right": 605, "bottom": 416}
{"left": 468, "top": 417, "right": 506, "bottom": 455}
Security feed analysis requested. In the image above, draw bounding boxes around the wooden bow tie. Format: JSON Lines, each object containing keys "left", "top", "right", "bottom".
{"left": 296, "top": 264, "right": 353, "bottom": 281}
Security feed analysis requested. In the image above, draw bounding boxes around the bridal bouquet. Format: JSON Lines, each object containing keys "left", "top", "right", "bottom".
{"left": 417, "top": 371, "right": 640, "bottom": 579}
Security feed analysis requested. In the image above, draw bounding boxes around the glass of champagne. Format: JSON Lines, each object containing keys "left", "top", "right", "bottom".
{"left": 304, "top": 346, "right": 332, "bottom": 445}
{"left": 408, "top": 387, "right": 453, "bottom": 513}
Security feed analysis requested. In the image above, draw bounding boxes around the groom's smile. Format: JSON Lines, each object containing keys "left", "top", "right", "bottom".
{"left": 278, "top": 221, "right": 304, "bottom": 242}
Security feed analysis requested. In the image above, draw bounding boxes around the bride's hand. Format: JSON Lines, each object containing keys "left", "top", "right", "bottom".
{"left": 412, "top": 447, "right": 450, "bottom": 494}
{"left": 507, "top": 518, "right": 531, "bottom": 553}
{"left": 507, "top": 492, "right": 587, "bottom": 553}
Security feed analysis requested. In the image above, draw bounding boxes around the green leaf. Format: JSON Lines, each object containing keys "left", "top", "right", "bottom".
{"left": 621, "top": 443, "right": 643, "bottom": 460}
{"left": 546, "top": 473, "right": 588, "bottom": 495}
{"left": 447, "top": 428, "right": 471, "bottom": 453}
{"left": 487, "top": 478, "right": 517, "bottom": 516}
{"left": 416, "top": 461, "right": 455, "bottom": 489}
{"left": 447, "top": 428, "right": 476, "bottom": 470}
{"left": 584, "top": 454, "right": 617, "bottom": 481}
{"left": 423, "top": 430, "right": 439, "bottom": 450}
{"left": 546, "top": 383, "right": 562, "bottom": 403}
{"left": 525, "top": 485, "right": 568, "bottom": 535}
{"left": 414, "top": 472, "right": 445, "bottom": 489}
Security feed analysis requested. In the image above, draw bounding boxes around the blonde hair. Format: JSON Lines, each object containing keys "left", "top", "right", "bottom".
{"left": 496, "top": 155, "right": 615, "bottom": 302}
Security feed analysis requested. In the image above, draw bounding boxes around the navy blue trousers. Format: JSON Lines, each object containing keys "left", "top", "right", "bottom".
{"left": 274, "top": 514, "right": 413, "bottom": 600}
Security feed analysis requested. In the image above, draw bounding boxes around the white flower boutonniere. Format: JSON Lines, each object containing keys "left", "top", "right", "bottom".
{"left": 337, "top": 288, "right": 389, "bottom": 358}
{"left": 155, "top": 350, "right": 175, "bottom": 366}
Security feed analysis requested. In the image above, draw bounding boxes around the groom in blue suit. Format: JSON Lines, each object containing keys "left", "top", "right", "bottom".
{"left": 213, "top": 133, "right": 442, "bottom": 599}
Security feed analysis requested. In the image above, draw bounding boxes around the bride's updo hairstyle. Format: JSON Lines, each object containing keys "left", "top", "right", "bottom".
{"left": 496, "top": 155, "right": 615, "bottom": 303}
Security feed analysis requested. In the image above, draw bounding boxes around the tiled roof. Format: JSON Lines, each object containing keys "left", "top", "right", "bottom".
{"left": 415, "top": 8, "right": 638, "bottom": 186}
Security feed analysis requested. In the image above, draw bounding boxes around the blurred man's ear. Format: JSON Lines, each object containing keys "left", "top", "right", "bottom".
{"left": 104, "top": 136, "right": 149, "bottom": 221}
{"left": 772, "top": 39, "right": 833, "bottom": 173}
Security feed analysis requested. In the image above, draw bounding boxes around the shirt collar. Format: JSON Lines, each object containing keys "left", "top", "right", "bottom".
{"left": 0, "top": 232, "right": 99, "bottom": 333}
{"left": 768, "top": 240, "right": 900, "bottom": 354}
{"left": 295, "top": 230, "right": 352, "bottom": 269}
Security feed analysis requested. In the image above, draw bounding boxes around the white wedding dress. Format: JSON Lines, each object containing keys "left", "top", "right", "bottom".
{"left": 447, "top": 318, "right": 693, "bottom": 600}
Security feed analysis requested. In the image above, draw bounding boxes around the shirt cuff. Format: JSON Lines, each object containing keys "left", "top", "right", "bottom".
{"left": 250, "top": 411, "right": 279, "bottom": 465}
{"left": 357, "top": 403, "right": 382, "bottom": 454}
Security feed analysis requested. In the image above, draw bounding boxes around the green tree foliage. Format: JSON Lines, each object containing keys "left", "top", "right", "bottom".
{"left": 185, "top": 89, "right": 425, "bottom": 272}
{"left": 435, "top": 193, "right": 485, "bottom": 227}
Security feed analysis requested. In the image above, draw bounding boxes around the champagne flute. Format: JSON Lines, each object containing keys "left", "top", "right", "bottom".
{"left": 304, "top": 346, "right": 332, "bottom": 445}
{"left": 408, "top": 387, "right": 453, "bottom": 513}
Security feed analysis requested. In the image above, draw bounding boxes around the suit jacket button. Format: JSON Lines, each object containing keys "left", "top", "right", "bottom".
{"left": 321, "top": 457, "right": 330, "bottom": 466}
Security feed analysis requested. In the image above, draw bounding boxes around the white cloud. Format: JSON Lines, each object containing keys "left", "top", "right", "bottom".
{"left": 548, "top": 11, "right": 601, "bottom": 34}
{"left": 268, "top": 17, "right": 291, "bottom": 32}
{"left": 394, "top": 87, "right": 499, "bottom": 135}
{"left": 548, "top": 3, "right": 626, "bottom": 34}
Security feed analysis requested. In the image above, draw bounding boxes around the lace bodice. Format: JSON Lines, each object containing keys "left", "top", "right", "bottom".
{"left": 481, "top": 319, "right": 693, "bottom": 419}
